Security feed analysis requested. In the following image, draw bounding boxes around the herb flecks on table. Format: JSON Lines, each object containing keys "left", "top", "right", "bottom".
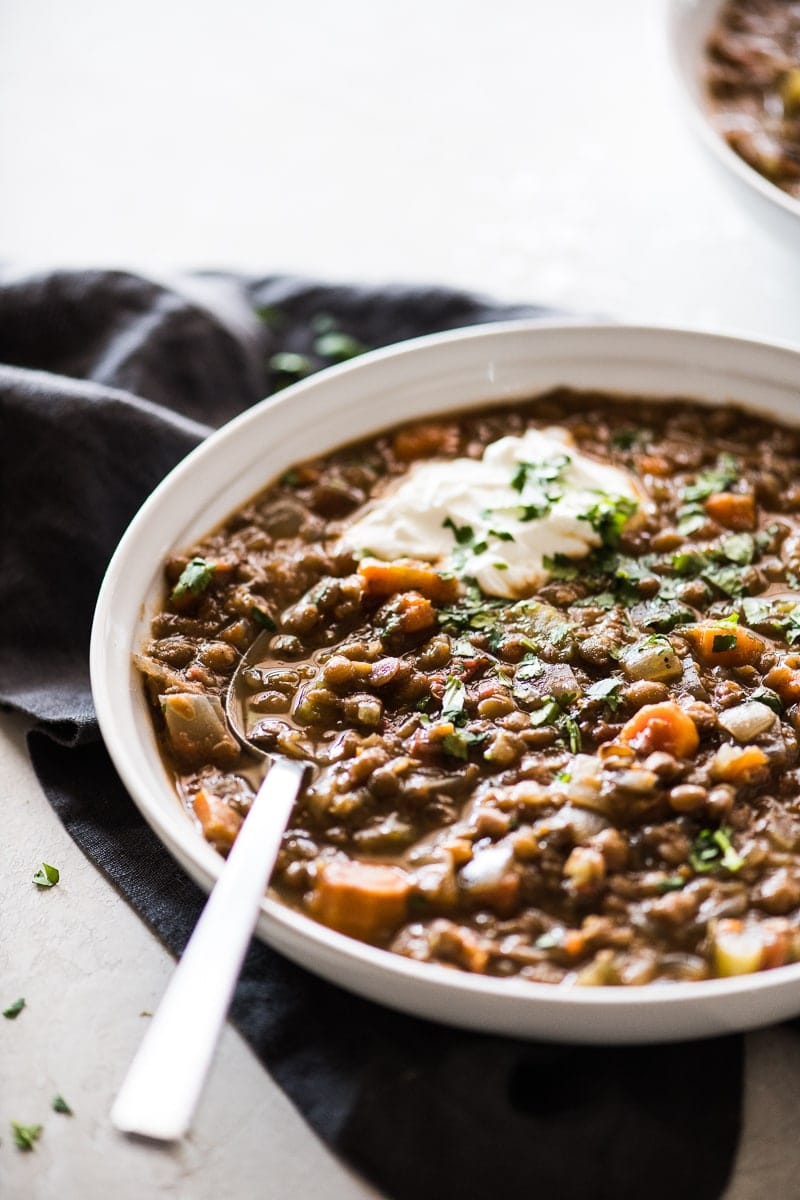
{"left": 32, "top": 863, "right": 59, "bottom": 888}
{"left": 11, "top": 1122, "right": 42, "bottom": 1151}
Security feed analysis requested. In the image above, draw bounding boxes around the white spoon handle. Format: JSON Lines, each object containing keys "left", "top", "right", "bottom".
{"left": 111, "top": 757, "right": 305, "bottom": 1141}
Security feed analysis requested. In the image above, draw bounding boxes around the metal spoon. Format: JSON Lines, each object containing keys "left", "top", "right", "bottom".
{"left": 111, "top": 632, "right": 306, "bottom": 1141}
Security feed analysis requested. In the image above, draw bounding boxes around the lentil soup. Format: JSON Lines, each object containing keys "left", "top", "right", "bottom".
{"left": 138, "top": 388, "right": 800, "bottom": 987}
{"left": 706, "top": 0, "right": 800, "bottom": 199}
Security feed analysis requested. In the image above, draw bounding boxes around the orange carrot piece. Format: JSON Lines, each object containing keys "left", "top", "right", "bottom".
{"left": 358, "top": 558, "right": 459, "bottom": 605}
{"left": 392, "top": 421, "right": 458, "bottom": 462}
{"left": 764, "top": 664, "right": 800, "bottom": 707}
{"left": 378, "top": 589, "right": 437, "bottom": 636}
{"left": 704, "top": 492, "right": 756, "bottom": 531}
{"left": 192, "top": 790, "right": 242, "bottom": 853}
{"left": 682, "top": 623, "right": 766, "bottom": 668}
{"left": 309, "top": 860, "right": 411, "bottom": 941}
{"left": 619, "top": 701, "right": 700, "bottom": 759}
{"left": 710, "top": 744, "right": 769, "bottom": 783}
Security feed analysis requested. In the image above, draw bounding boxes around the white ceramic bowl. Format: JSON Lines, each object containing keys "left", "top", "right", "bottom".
{"left": 667, "top": 0, "right": 800, "bottom": 243}
{"left": 91, "top": 320, "right": 800, "bottom": 1044}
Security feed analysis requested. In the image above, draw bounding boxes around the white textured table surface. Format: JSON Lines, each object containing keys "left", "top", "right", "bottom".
{"left": 2, "top": 2, "right": 800, "bottom": 1197}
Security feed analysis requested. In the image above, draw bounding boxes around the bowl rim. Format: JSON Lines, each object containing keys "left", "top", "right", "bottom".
{"left": 665, "top": 0, "right": 800, "bottom": 226}
{"left": 90, "top": 317, "right": 800, "bottom": 1038}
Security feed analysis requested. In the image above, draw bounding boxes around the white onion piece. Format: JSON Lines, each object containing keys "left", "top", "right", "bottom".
{"left": 162, "top": 693, "right": 234, "bottom": 757}
{"left": 460, "top": 845, "right": 514, "bottom": 889}
{"left": 718, "top": 702, "right": 776, "bottom": 743}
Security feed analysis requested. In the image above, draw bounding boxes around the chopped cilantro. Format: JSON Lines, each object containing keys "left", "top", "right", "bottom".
{"left": 573, "top": 591, "right": 618, "bottom": 610}
{"left": 631, "top": 599, "right": 694, "bottom": 632}
{"left": 740, "top": 596, "right": 800, "bottom": 645}
{"left": 561, "top": 715, "right": 582, "bottom": 753}
{"left": 313, "top": 331, "right": 367, "bottom": 361}
{"left": 442, "top": 517, "right": 477, "bottom": 547}
{"left": 515, "top": 656, "right": 546, "bottom": 681}
{"left": 12, "top": 1122, "right": 42, "bottom": 1151}
{"left": 33, "top": 863, "right": 59, "bottom": 888}
{"left": 171, "top": 557, "right": 215, "bottom": 601}
{"left": 451, "top": 637, "right": 479, "bottom": 657}
{"left": 254, "top": 304, "right": 285, "bottom": 328}
{"left": 3, "top": 998, "right": 25, "bottom": 1019}
{"left": 579, "top": 493, "right": 638, "bottom": 548}
{"left": 586, "top": 677, "right": 623, "bottom": 711}
{"left": 510, "top": 454, "right": 570, "bottom": 494}
{"left": 610, "top": 428, "right": 648, "bottom": 451}
{"left": 751, "top": 687, "right": 783, "bottom": 715}
{"left": 52, "top": 1095, "right": 73, "bottom": 1116}
{"left": 542, "top": 553, "right": 579, "bottom": 580}
{"left": 529, "top": 697, "right": 562, "bottom": 726}
{"left": 676, "top": 502, "right": 708, "bottom": 536}
{"left": 670, "top": 549, "right": 745, "bottom": 598}
{"left": 268, "top": 351, "right": 314, "bottom": 379}
{"left": 251, "top": 607, "right": 277, "bottom": 632}
{"left": 682, "top": 455, "right": 739, "bottom": 502}
{"left": 719, "top": 533, "right": 755, "bottom": 565}
{"left": 689, "top": 827, "right": 743, "bottom": 874}
{"left": 442, "top": 728, "right": 485, "bottom": 760}
{"left": 656, "top": 876, "right": 686, "bottom": 893}
{"left": 488, "top": 528, "right": 515, "bottom": 542}
{"left": 712, "top": 633, "right": 737, "bottom": 652}
{"left": 441, "top": 677, "right": 467, "bottom": 723}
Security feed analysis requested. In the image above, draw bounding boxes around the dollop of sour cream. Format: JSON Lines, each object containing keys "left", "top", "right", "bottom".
{"left": 339, "top": 427, "right": 643, "bottom": 599}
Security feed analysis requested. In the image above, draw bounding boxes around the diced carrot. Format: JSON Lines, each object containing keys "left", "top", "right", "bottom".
{"left": 619, "top": 701, "right": 700, "bottom": 759}
{"left": 562, "top": 930, "right": 588, "bottom": 957}
{"left": 392, "top": 421, "right": 459, "bottom": 462}
{"left": 379, "top": 590, "right": 437, "bottom": 635}
{"left": 764, "top": 664, "right": 800, "bottom": 706}
{"left": 636, "top": 454, "right": 671, "bottom": 477}
{"left": 704, "top": 492, "right": 756, "bottom": 531}
{"left": 358, "top": 558, "right": 459, "bottom": 605}
{"left": 192, "top": 790, "right": 242, "bottom": 853}
{"left": 710, "top": 743, "right": 769, "bottom": 783}
{"left": 309, "top": 860, "right": 411, "bottom": 941}
{"left": 760, "top": 921, "right": 791, "bottom": 971}
{"left": 682, "top": 623, "right": 766, "bottom": 668}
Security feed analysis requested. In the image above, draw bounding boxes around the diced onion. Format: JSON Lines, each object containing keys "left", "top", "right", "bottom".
{"left": 718, "top": 702, "right": 776, "bottom": 743}
{"left": 620, "top": 641, "right": 683, "bottom": 682}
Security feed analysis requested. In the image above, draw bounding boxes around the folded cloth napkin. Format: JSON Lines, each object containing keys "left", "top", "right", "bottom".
{"left": 0, "top": 268, "right": 742, "bottom": 1200}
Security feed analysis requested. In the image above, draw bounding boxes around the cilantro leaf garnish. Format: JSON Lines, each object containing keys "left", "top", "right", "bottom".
{"left": 712, "top": 633, "right": 737, "bottom": 652}
{"left": 251, "top": 607, "right": 277, "bottom": 632}
{"left": 511, "top": 454, "right": 571, "bottom": 494}
{"left": 689, "top": 827, "right": 743, "bottom": 874}
{"left": 750, "top": 687, "right": 783, "bottom": 714}
{"left": 11, "top": 1122, "right": 42, "bottom": 1151}
{"left": 313, "top": 331, "right": 367, "bottom": 361}
{"left": 586, "top": 677, "right": 623, "bottom": 711}
{"left": 171, "top": 557, "right": 215, "bottom": 601}
{"left": 33, "top": 863, "right": 59, "bottom": 888}
{"left": 52, "top": 1095, "right": 73, "bottom": 1116}
{"left": 442, "top": 728, "right": 486, "bottom": 760}
{"left": 441, "top": 676, "right": 467, "bottom": 723}
{"left": 579, "top": 493, "right": 638, "bottom": 548}
{"left": 682, "top": 454, "right": 739, "bottom": 502}
{"left": 3, "top": 998, "right": 25, "bottom": 1019}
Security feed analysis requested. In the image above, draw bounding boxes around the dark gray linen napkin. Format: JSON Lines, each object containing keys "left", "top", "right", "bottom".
{"left": 0, "top": 268, "right": 742, "bottom": 1200}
